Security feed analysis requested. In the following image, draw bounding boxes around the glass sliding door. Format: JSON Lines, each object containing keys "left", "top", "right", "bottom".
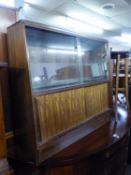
{"left": 25, "top": 27, "right": 109, "bottom": 92}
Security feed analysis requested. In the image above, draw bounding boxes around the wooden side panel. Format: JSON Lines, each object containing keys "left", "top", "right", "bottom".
{"left": 8, "top": 23, "right": 37, "bottom": 161}
{"left": 8, "top": 24, "right": 28, "bottom": 68}
{"left": 85, "top": 83, "right": 109, "bottom": 117}
{"left": 35, "top": 88, "right": 86, "bottom": 141}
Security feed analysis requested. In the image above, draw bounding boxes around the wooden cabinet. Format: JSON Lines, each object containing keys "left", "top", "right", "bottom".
{"left": 7, "top": 20, "right": 113, "bottom": 165}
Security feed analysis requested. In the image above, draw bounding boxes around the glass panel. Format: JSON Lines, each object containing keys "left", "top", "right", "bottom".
{"left": 26, "top": 27, "right": 80, "bottom": 91}
{"left": 26, "top": 27, "right": 109, "bottom": 92}
{"left": 78, "top": 37, "right": 108, "bottom": 82}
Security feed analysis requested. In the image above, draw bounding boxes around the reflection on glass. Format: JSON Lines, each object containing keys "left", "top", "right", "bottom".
{"left": 78, "top": 37, "right": 108, "bottom": 82}
{"left": 26, "top": 27, "right": 108, "bottom": 91}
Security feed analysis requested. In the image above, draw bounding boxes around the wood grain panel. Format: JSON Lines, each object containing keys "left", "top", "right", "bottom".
{"left": 85, "top": 83, "right": 109, "bottom": 117}
{"left": 35, "top": 84, "right": 109, "bottom": 142}
{"left": 8, "top": 22, "right": 37, "bottom": 160}
{"left": 35, "top": 88, "right": 86, "bottom": 141}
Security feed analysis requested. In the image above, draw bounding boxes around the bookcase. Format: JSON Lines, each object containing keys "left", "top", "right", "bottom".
{"left": 7, "top": 20, "right": 113, "bottom": 165}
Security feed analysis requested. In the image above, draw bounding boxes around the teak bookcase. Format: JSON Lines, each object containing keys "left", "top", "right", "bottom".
{"left": 7, "top": 20, "right": 113, "bottom": 165}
